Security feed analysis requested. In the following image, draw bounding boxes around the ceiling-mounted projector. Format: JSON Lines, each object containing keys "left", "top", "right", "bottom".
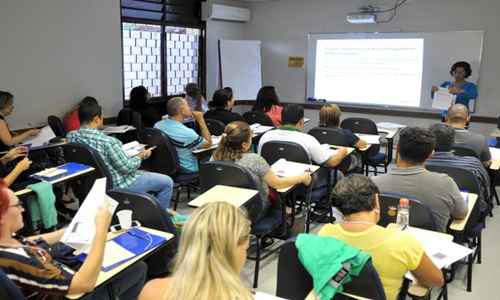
{"left": 346, "top": 13, "right": 377, "bottom": 24}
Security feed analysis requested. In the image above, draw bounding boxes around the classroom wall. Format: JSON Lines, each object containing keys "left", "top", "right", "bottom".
{"left": 0, "top": 0, "right": 123, "bottom": 130}
{"left": 231, "top": 0, "right": 500, "bottom": 135}
{"left": 205, "top": 0, "right": 248, "bottom": 99}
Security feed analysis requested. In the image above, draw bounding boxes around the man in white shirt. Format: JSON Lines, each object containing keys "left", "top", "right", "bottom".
{"left": 258, "top": 104, "right": 348, "bottom": 167}
{"left": 258, "top": 104, "right": 349, "bottom": 210}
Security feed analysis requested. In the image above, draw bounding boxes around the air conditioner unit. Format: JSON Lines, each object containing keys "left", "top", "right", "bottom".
{"left": 202, "top": 3, "right": 251, "bottom": 22}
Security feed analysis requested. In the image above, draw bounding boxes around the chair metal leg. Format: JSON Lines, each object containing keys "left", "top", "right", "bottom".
{"left": 187, "top": 185, "right": 191, "bottom": 200}
{"left": 173, "top": 187, "right": 181, "bottom": 211}
{"left": 253, "top": 237, "right": 261, "bottom": 288}
{"left": 495, "top": 188, "right": 500, "bottom": 205}
{"left": 467, "top": 252, "right": 473, "bottom": 292}
{"left": 477, "top": 235, "right": 482, "bottom": 264}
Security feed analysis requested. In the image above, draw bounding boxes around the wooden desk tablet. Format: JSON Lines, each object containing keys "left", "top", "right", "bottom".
{"left": 449, "top": 193, "right": 478, "bottom": 232}
{"left": 188, "top": 185, "right": 258, "bottom": 208}
{"left": 66, "top": 227, "right": 173, "bottom": 299}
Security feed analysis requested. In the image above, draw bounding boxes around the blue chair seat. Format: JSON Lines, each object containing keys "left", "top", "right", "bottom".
{"left": 251, "top": 209, "right": 282, "bottom": 236}
{"left": 367, "top": 152, "right": 386, "bottom": 164}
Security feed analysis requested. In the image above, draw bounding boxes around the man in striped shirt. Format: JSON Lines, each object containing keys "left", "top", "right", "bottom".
{"left": 67, "top": 97, "right": 174, "bottom": 210}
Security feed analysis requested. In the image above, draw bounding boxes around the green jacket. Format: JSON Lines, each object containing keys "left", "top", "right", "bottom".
{"left": 296, "top": 233, "right": 370, "bottom": 300}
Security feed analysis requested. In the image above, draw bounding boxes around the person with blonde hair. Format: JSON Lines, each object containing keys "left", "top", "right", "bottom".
{"left": 213, "top": 121, "right": 311, "bottom": 223}
{"left": 139, "top": 202, "right": 253, "bottom": 300}
{"left": 319, "top": 104, "right": 367, "bottom": 150}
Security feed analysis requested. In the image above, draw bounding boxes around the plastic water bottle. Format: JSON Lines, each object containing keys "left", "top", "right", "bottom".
{"left": 396, "top": 198, "right": 410, "bottom": 229}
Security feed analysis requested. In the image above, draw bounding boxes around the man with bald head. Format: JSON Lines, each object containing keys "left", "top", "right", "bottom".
{"left": 154, "top": 97, "right": 212, "bottom": 173}
{"left": 446, "top": 104, "right": 491, "bottom": 166}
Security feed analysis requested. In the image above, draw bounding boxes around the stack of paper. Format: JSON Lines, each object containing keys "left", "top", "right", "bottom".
{"left": 33, "top": 167, "right": 68, "bottom": 178}
{"left": 356, "top": 134, "right": 381, "bottom": 145}
{"left": 122, "top": 141, "right": 146, "bottom": 157}
{"left": 432, "top": 87, "right": 456, "bottom": 110}
{"left": 271, "top": 158, "right": 319, "bottom": 178}
{"left": 61, "top": 178, "right": 118, "bottom": 254}
{"left": 102, "top": 125, "right": 135, "bottom": 134}
{"left": 23, "top": 126, "right": 56, "bottom": 148}
{"left": 489, "top": 147, "right": 500, "bottom": 161}
{"left": 250, "top": 123, "right": 274, "bottom": 135}
{"left": 376, "top": 122, "right": 406, "bottom": 130}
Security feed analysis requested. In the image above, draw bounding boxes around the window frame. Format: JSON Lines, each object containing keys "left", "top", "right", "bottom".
{"left": 120, "top": 0, "right": 206, "bottom": 105}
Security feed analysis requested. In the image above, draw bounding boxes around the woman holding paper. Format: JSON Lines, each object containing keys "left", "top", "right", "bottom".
{"left": 0, "top": 181, "right": 147, "bottom": 299}
{"left": 0, "top": 91, "right": 40, "bottom": 151}
{"left": 212, "top": 121, "right": 311, "bottom": 223}
{"left": 432, "top": 61, "right": 478, "bottom": 113}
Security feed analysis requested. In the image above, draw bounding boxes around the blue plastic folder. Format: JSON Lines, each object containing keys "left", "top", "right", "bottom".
{"left": 77, "top": 228, "right": 167, "bottom": 272}
{"left": 31, "top": 162, "right": 91, "bottom": 182}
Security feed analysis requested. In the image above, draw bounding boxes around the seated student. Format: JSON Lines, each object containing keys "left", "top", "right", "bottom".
{"left": 445, "top": 104, "right": 491, "bottom": 166}
{"left": 212, "top": 121, "right": 311, "bottom": 222}
{"left": 154, "top": 97, "right": 212, "bottom": 173}
{"left": 319, "top": 175, "right": 444, "bottom": 300}
{"left": 428, "top": 123, "right": 489, "bottom": 212}
{"left": 63, "top": 97, "right": 99, "bottom": 132}
{"left": 253, "top": 86, "right": 283, "bottom": 127}
{"left": 0, "top": 146, "right": 32, "bottom": 187}
{"left": 185, "top": 83, "right": 208, "bottom": 113}
{"left": 139, "top": 201, "right": 253, "bottom": 300}
{"left": 318, "top": 104, "right": 367, "bottom": 173}
{"left": 319, "top": 104, "right": 368, "bottom": 149}
{"left": 0, "top": 181, "right": 147, "bottom": 299}
{"left": 258, "top": 105, "right": 348, "bottom": 204}
{"left": 129, "top": 85, "right": 161, "bottom": 128}
{"left": 67, "top": 97, "right": 174, "bottom": 211}
{"left": 0, "top": 91, "right": 40, "bottom": 151}
{"left": 204, "top": 88, "right": 244, "bottom": 125}
{"left": 372, "top": 127, "right": 468, "bottom": 232}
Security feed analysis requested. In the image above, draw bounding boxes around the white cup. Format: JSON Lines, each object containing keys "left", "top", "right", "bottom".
{"left": 116, "top": 210, "right": 133, "bottom": 229}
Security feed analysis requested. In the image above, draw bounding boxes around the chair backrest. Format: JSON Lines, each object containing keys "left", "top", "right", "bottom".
{"left": 107, "top": 189, "right": 177, "bottom": 277}
{"left": 117, "top": 108, "right": 144, "bottom": 132}
{"left": 424, "top": 163, "right": 481, "bottom": 195}
{"left": 308, "top": 127, "right": 349, "bottom": 146}
{"left": 205, "top": 118, "right": 226, "bottom": 136}
{"left": 243, "top": 111, "right": 275, "bottom": 126}
{"left": 138, "top": 128, "right": 179, "bottom": 176}
{"left": 199, "top": 161, "right": 256, "bottom": 193}
{"left": 47, "top": 115, "right": 67, "bottom": 137}
{"left": 424, "top": 162, "right": 484, "bottom": 231}
{"left": 199, "top": 161, "right": 262, "bottom": 222}
{"left": 378, "top": 192, "right": 438, "bottom": 231}
{"left": 0, "top": 268, "right": 26, "bottom": 300}
{"left": 260, "top": 141, "right": 311, "bottom": 165}
{"left": 452, "top": 144, "right": 479, "bottom": 159}
{"left": 276, "top": 241, "right": 386, "bottom": 300}
{"left": 340, "top": 118, "right": 378, "bottom": 135}
{"left": 62, "top": 143, "right": 113, "bottom": 190}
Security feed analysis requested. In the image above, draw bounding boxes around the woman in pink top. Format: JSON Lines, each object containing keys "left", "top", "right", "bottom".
{"left": 253, "top": 86, "right": 283, "bottom": 127}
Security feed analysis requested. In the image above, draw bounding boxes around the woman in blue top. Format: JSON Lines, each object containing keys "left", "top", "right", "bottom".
{"left": 432, "top": 61, "right": 478, "bottom": 118}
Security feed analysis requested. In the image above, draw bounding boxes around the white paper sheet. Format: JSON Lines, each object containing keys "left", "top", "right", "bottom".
{"left": 404, "top": 226, "right": 473, "bottom": 280}
{"left": 23, "top": 126, "right": 56, "bottom": 148}
{"left": 432, "top": 87, "right": 456, "bottom": 110}
{"left": 250, "top": 123, "right": 275, "bottom": 134}
{"left": 489, "top": 147, "right": 500, "bottom": 161}
{"left": 355, "top": 134, "right": 381, "bottom": 145}
{"left": 102, "top": 125, "right": 135, "bottom": 134}
{"left": 271, "top": 158, "right": 319, "bottom": 178}
{"left": 61, "top": 178, "right": 118, "bottom": 254}
{"left": 33, "top": 167, "right": 68, "bottom": 178}
{"left": 320, "top": 144, "right": 340, "bottom": 157}
{"left": 122, "top": 141, "right": 145, "bottom": 157}
{"left": 376, "top": 122, "right": 406, "bottom": 130}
